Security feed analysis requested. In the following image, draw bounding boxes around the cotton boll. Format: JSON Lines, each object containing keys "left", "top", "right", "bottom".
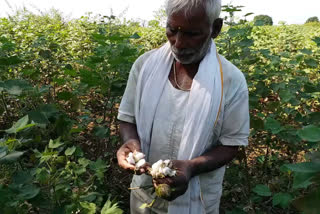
{"left": 126, "top": 152, "right": 135, "bottom": 165}
{"left": 155, "top": 171, "right": 164, "bottom": 179}
{"left": 152, "top": 160, "right": 163, "bottom": 172}
{"left": 164, "top": 159, "right": 173, "bottom": 168}
{"left": 135, "top": 159, "right": 146, "bottom": 169}
{"left": 168, "top": 169, "right": 176, "bottom": 177}
{"left": 161, "top": 167, "right": 172, "bottom": 176}
{"left": 133, "top": 151, "right": 145, "bottom": 162}
{"left": 149, "top": 159, "right": 176, "bottom": 178}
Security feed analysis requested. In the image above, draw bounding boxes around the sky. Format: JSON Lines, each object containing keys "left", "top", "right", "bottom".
{"left": 0, "top": 0, "right": 319, "bottom": 25}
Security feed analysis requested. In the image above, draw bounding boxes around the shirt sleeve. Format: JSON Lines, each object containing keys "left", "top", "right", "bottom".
{"left": 117, "top": 63, "right": 138, "bottom": 124}
{"left": 219, "top": 89, "right": 250, "bottom": 146}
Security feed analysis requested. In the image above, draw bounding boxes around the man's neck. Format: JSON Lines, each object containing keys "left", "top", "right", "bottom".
{"left": 175, "top": 60, "right": 199, "bottom": 78}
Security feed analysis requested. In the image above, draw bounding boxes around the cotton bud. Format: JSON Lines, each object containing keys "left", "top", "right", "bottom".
{"left": 155, "top": 184, "right": 172, "bottom": 198}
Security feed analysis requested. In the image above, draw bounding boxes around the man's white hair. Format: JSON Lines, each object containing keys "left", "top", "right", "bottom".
{"left": 165, "top": 0, "right": 221, "bottom": 24}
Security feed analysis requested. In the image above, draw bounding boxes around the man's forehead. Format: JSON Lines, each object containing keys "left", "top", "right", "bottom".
{"left": 167, "top": 7, "right": 210, "bottom": 27}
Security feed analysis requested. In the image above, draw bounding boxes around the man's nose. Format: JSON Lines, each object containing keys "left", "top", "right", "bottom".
{"left": 174, "top": 32, "right": 185, "bottom": 49}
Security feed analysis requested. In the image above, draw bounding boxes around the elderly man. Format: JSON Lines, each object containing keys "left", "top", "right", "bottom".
{"left": 116, "top": 0, "right": 249, "bottom": 213}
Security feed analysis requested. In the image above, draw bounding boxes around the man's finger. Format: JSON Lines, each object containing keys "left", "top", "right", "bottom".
{"left": 119, "top": 160, "right": 136, "bottom": 171}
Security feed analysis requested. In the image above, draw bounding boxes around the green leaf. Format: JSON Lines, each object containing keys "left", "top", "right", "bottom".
{"left": 12, "top": 171, "right": 33, "bottom": 184}
{"left": 18, "top": 184, "right": 40, "bottom": 200}
{"left": 3, "top": 79, "right": 32, "bottom": 95}
{"left": 80, "top": 69, "right": 101, "bottom": 87}
{"left": 65, "top": 146, "right": 76, "bottom": 156}
{"left": 293, "top": 188, "right": 320, "bottom": 213}
{"left": 101, "top": 199, "right": 123, "bottom": 214}
{"left": 279, "top": 89, "right": 294, "bottom": 102}
{"left": 0, "top": 151, "right": 24, "bottom": 163}
{"left": 304, "top": 82, "right": 318, "bottom": 93}
{"left": 0, "top": 56, "right": 23, "bottom": 66}
{"left": 299, "top": 48, "right": 313, "bottom": 55}
{"left": 93, "top": 126, "right": 109, "bottom": 139}
{"left": 80, "top": 201, "right": 96, "bottom": 214}
{"left": 80, "top": 192, "right": 103, "bottom": 202}
{"left": 130, "top": 33, "right": 140, "bottom": 39}
{"left": 252, "top": 184, "right": 272, "bottom": 197}
{"left": 307, "top": 112, "right": 320, "bottom": 124}
{"left": 90, "top": 158, "right": 108, "bottom": 180}
{"left": 0, "top": 147, "right": 8, "bottom": 159}
{"left": 39, "top": 49, "right": 52, "bottom": 59}
{"left": 285, "top": 162, "right": 320, "bottom": 173}
{"left": 5, "top": 115, "right": 29, "bottom": 134}
{"left": 250, "top": 117, "right": 264, "bottom": 130}
{"left": 78, "top": 158, "right": 90, "bottom": 167}
{"left": 64, "top": 69, "right": 77, "bottom": 77}
{"left": 48, "top": 138, "right": 64, "bottom": 149}
{"left": 57, "top": 91, "right": 73, "bottom": 101}
{"left": 304, "top": 58, "right": 318, "bottom": 68}
{"left": 28, "top": 110, "right": 49, "bottom": 126}
{"left": 36, "top": 167, "right": 50, "bottom": 184}
{"left": 312, "top": 37, "right": 320, "bottom": 47}
{"left": 272, "top": 192, "right": 293, "bottom": 208}
{"left": 293, "top": 172, "right": 316, "bottom": 189}
{"left": 139, "top": 203, "right": 148, "bottom": 209}
{"left": 244, "top": 12, "right": 254, "bottom": 17}
{"left": 297, "top": 125, "right": 320, "bottom": 142}
{"left": 265, "top": 117, "right": 282, "bottom": 134}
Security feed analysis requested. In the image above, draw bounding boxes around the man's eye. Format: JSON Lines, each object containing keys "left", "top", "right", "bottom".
{"left": 186, "top": 32, "right": 200, "bottom": 36}
{"left": 168, "top": 27, "right": 177, "bottom": 34}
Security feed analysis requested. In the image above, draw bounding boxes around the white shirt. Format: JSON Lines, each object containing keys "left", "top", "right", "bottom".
{"left": 117, "top": 50, "right": 249, "bottom": 213}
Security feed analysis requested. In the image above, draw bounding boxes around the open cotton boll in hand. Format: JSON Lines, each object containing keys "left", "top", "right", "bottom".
{"left": 133, "top": 151, "right": 145, "bottom": 162}
{"left": 126, "top": 152, "right": 136, "bottom": 165}
{"left": 150, "top": 159, "right": 176, "bottom": 178}
{"left": 135, "top": 159, "right": 146, "bottom": 169}
{"left": 126, "top": 151, "right": 146, "bottom": 170}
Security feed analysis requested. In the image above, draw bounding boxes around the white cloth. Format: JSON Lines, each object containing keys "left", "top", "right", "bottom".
{"left": 118, "top": 42, "right": 250, "bottom": 213}
{"left": 127, "top": 79, "right": 225, "bottom": 213}
{"left": 131, "top": 41, "right": 222, "bottom": 214}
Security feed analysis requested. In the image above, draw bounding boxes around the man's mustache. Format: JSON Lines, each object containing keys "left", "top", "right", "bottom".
{"left": 171, "top": 46, "right": 197, "bottom": 55}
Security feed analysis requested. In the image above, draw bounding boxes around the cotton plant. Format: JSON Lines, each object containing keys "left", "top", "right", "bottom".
{"left": 126, "top": 152, "right": 176, "bottom": 199}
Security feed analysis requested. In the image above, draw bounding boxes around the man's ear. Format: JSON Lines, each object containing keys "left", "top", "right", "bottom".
{"left": 211, "top": 18, "right": 223, "bottom": 39}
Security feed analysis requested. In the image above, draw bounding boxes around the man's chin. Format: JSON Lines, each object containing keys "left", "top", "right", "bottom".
{"left": 172, "top": 53, "right": 198, "bottom": 64}
{"left": 174, "top": 55, "right": 200, "bottom": 65}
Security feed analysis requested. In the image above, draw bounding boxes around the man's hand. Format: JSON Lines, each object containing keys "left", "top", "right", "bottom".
{"left": 153, "top": 160, "right": 193, "bottom": 201}
{"left": 117, "top": 139, "right": 149, "bottom": 174}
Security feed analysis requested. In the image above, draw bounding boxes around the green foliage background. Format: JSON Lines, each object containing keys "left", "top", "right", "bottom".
{"left": 305, "top": 16, "right": 319, "bottom": 24}
{"left": 0, "top": 8, "right": 320, "bottom": 214}
{"left": 253, "top": 15, "right": 273, "bottom": 26}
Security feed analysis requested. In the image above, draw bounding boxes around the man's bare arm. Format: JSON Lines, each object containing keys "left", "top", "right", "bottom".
{"left": 117, "top": 121, "right": 141, "bottom": 171}
{"left": 119, "top": 121, "right": 140, "bottom": 143}
{"left": 189, "top": 145, "right": 239, "bottom": 177}
{"left": 154, "top": 144, "right": 239, "bottom": 201}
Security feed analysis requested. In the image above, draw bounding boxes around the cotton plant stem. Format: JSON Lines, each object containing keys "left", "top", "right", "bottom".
{"left": 128, "top": 185, "right": 154, "bottom": 190}
{"left": 1, "top": 91, "right": 9, "bottom": 118}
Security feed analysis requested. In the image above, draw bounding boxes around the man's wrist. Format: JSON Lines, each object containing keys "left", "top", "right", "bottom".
{"left": 124, "top": 138, "right": 140, "bottom": 144}
{"left": 187, "top": 159, "right": 197, "bottom": 178}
